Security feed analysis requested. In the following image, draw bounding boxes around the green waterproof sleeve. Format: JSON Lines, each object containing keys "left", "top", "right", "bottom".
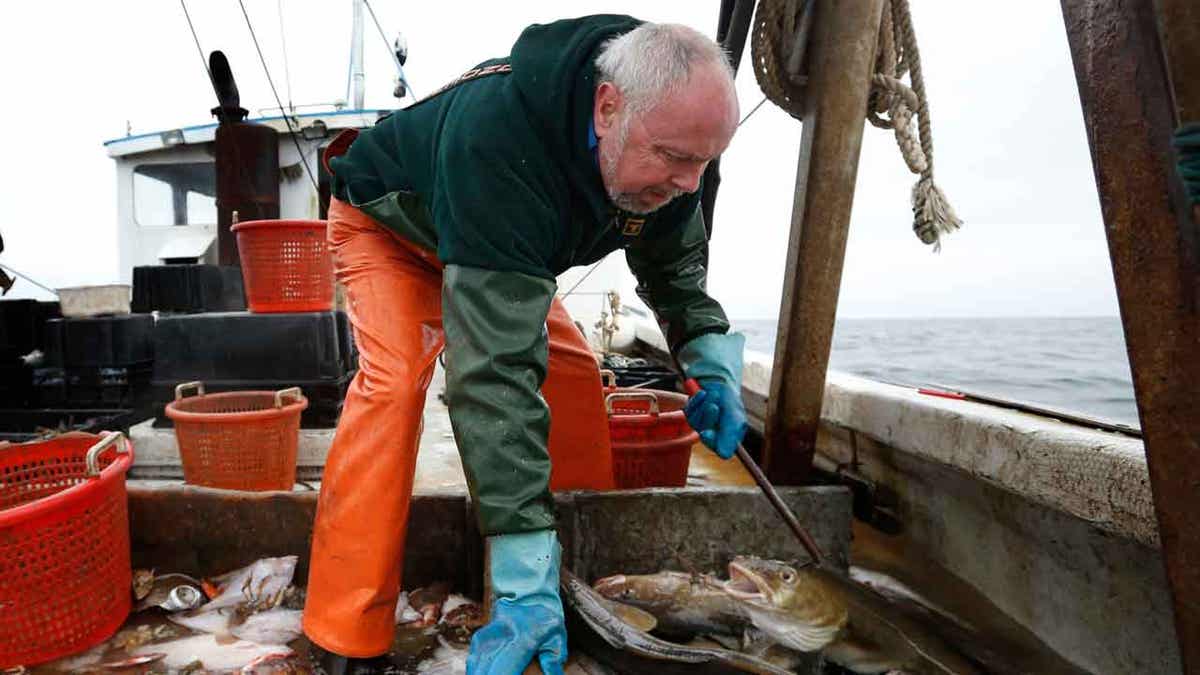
{"left": 442, "top": 264, "right": 558, "bottom": 536}
{"left": 624, "top": 205, "right": 731, "bottom": 354}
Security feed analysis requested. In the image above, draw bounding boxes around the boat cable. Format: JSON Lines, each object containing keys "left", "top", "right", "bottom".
{"left": 559, "top": 260, "right": 604, "bottom": 300}
{"left": 362, "top": 0, "right": 416, "bottom": 102}
{"left": 236, "top": 0, "right": 321, "bottom": 196}
{"left": 277, "top": 0, "right": 294, "bottom": 114}
{"left": 752, "top": 0, "right": 961, "bottom": 249}
{"left": 0, "top": 263, "right": 58, "bottom": 297}
{"left": 738, "top": 95, "right": 769, "bottom": 128}
{"left": 180, "top": 0, "right": 266, "bottom": 217}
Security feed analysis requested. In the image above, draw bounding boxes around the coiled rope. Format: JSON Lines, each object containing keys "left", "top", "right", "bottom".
{"left": 751, "top": 0, "right": 962, "bottom": 250}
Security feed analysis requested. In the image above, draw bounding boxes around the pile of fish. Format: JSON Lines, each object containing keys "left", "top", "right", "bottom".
{"left": 31, "top": 555, "right": 989, "bottom": 674}
{"left": 583, "top": 556, "right": 983, "bottom": 675}
{"left": 38, "top": 558, "right": 487, "bottom": 674}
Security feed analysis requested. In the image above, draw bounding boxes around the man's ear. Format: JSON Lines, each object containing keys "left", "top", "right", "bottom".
{"left": 594, "top": 82, "right": 621, "bottom": 139}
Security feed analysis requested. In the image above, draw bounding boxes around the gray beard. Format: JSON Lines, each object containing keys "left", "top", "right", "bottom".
{"left": 601, "top": 118, "right": 669, "bottom": 215}
{"left": 602, "top": 144, "right": 680, "bottom": 214}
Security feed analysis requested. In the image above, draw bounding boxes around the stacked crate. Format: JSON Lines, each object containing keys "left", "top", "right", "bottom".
{"left": 150, "top": 310, "right": 355, "bottom": 428}
{"left": 0, "top": 300, "right": 60, "bottom": 407}
{"left": 141, "top": 243, "right": 354, "bottom": 429}
{"left": 41, "top": 314, "right": 155, "bottom": 410}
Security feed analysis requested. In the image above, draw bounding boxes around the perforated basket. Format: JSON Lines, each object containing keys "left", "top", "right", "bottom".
{"left": 604, "top": 378, "right": 697, "bottom": 489}
{"left": 0, "top": 432, "right": 134, "bottom": 667}
{"left": 232, "top": 219, "right": 333, "bottom": 313}
{"left": 165, "top": 381, "right": 308, "bottom": 491}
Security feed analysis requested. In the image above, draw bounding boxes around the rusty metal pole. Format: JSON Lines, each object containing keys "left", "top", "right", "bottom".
{"left": 762, "top": 0, "right": 885, "bottom": 484}
{"left": 1156, "top": 0, "right": 1200, "bottom": 226}
{"left": 1061, "top": 0, "right": 1198, "bottom": 669}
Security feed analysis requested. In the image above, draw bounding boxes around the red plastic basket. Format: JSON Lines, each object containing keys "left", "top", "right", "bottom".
{"left": 232, "top": 219, "right": 333, "bottom": 313}
{"left": 165, "top": 382, "right": 307, "bottom": 491}
{"left": 605, "top": 385, "right": 698, "bottom": 489}
{"left": 0, "top": 432, "right": 134, "bottom": 667}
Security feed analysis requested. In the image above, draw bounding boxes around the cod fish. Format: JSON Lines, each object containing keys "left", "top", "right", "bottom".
{"left": 562, "top": 568, "right": 793, "bottom": 675}
{"left": 725, "top": 557, "right": 982, "bottom": 675}
{"left": 593, "top": 570, "right": 751, "bottom": 639}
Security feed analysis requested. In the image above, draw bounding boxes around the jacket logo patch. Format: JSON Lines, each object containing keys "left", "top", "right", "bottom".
{"left": 621, "top": 218, "right": 645, "bottom": 236}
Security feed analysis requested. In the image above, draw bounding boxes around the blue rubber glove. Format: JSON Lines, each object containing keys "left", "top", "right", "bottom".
{"left": 467, "top": 529, "right": 567, "bottom": 675}
{"left": 678, "top": 333, "right": 747, "bottom": 460}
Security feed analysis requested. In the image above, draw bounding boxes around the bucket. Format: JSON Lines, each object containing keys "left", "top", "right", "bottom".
{"left": 231, "top": 219, "right": 333, "bottom": 313}
{"left": 0, "top": 432, "right": 134, "bottom": 667}
{"left": 165, "top": 381, "right": 307, "bottom": 491}
{"left": 604, "top": 374, "right": 698, "bottom": 488}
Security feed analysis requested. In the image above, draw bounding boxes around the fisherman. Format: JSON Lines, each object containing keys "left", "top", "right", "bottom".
{"left": 304, "top": 15, "right": 748, "bottom": 674}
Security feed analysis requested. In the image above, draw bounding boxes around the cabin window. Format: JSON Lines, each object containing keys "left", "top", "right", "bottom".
{"left": 133, "top": 162, "right": 217, "bottom": 226}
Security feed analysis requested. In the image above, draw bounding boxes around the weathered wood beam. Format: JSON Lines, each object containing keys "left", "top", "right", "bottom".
{"left": 1061, "top": 0, "right": 1199, "bottom": 669}
{"left": 762, "top": 0, "right": 885, "bottom": 484}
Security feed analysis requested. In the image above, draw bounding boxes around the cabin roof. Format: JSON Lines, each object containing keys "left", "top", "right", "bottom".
{"left": 103, "top": 108, "right": 390, "bottom": 158}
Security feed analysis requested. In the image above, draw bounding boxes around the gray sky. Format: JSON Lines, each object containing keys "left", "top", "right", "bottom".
{"left": 0, "top": 0, "right": 1116, "bottom": 319}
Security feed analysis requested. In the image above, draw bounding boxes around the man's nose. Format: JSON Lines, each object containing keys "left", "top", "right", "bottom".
{"left": 671, "top": 164, "right": 705, "bottom": 193}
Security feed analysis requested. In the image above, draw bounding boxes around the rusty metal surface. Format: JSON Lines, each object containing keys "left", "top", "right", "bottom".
{"left": 1061, "top": 0, "right": 1198, "bottom": 669}
{"left": 1155, "top": 0, "right": 1200, "bottom": 123}
{"left": 215, "top": 123, "right": 280, "bottom": 266}
{"left": 763, "top": 0, "right": 885, "bottom": 484}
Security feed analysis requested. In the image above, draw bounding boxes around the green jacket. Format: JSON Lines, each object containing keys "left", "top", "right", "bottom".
{"left": 330, "top": 15, "right": 731, "bottom": 536}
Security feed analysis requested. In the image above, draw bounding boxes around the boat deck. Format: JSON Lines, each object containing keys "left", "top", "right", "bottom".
{"left": 128, "top": 363, "right": 756, "bottom": 491}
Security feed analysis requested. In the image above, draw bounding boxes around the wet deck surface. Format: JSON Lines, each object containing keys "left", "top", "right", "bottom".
{"left": 129, "top": 363, "right": 756, "bottom": 492}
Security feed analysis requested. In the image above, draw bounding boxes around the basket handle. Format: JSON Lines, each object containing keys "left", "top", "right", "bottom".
{"left": 86, "top": 431, "right": 128, "bottom": 477}
{"left": 599, "top": 369, "right": 617, "bottom": 389}
{"left": 605, "top": 391, "right": 659, "bottom": 415}
{"left": 175, "top": 381, "right": 205, "bottom": 401}
{"left": 275, "top": 387, "right": 304, "bottom": 408}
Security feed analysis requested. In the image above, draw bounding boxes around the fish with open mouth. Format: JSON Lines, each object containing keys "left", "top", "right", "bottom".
{"left": 725, "top": 557, "right": 982, "bottom": 675}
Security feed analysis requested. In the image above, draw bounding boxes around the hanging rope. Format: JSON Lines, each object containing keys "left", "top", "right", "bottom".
{"left": 751, "top": 0, "right": 962, "bottom": 250}
{"left": 1173, "top": 123, "right": 1200, "bottom": 205}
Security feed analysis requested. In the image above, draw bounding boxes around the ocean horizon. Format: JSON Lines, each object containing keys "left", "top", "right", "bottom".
{"left": 730, "top": 315, "right": 1139, "bottom": 427}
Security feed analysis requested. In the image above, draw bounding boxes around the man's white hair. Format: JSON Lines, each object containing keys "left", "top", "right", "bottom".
{"left": 595, "top": 23, "right": 736, "bottom": 118}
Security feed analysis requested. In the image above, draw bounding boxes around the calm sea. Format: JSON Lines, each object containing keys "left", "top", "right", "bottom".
{"left": 733, "top": 316, "right": 1139, "bottom": 427}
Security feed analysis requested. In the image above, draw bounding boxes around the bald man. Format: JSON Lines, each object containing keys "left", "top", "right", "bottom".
{"left": 306, "top": 15, "right": 748, "bottom": 674}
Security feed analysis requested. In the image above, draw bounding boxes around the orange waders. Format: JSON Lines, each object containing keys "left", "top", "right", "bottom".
{"left": 302, "top": 198, "right": 615, "bottom": 656}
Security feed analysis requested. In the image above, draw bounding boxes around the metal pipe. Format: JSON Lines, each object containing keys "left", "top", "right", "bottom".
{"left": 1061, "top": 0, "right": 1199, "bottom": 667}
{"left": 763, "top": 0, "right": 887, "bottom": 484}
{"left": 349, "top": 0, "right": 365, "bottom": 110}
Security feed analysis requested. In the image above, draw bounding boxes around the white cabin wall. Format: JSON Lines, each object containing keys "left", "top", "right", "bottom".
{"left": 278, "top": 136, "right": 323, "bottom": 220}
{"left": 114, "top": 145, "right": 219, "bottom": 281}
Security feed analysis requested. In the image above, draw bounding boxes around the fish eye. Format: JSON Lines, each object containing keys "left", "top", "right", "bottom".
{"left": 781, "top": 570, "right": 797, "bottom": 584}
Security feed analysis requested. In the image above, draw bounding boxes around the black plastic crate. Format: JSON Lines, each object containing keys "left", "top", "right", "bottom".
{"left": 32, "top": 367, "right": 67, "bottom": 407}
{"left": 0, "top": 361, "right": 33, "bottom": 407}
{"left": 150, "top": 372, "right": 352, "bottom": 429}
{"left": 45, "top": 315, "right": 155, "bottom": 368}
{"left": 154, "top": 311, "right": 350, "bottom": 383}
{"left": 63, "top": 363, "right": 154, "bottom": 410}
{"left": 132, "top": 265, "right": 246, "bottom": 314}
{"left": 0, "top": 300, "right": 61, "bottom": 356}
{"left": 0, "top": 408, "right": 137, "bottom": 443}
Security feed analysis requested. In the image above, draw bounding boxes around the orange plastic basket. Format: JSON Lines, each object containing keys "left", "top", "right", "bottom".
{"left": 0, "top": 432, "right": 134, "bottom": 667}
{"left": 164, "top": 382, "right": 308, "bottom": 491}
{"left": 604, "top": 379, "right": 698, "bottom": 489}
{"left": 232, "top": 219, "right": 333, "bottom": 313}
